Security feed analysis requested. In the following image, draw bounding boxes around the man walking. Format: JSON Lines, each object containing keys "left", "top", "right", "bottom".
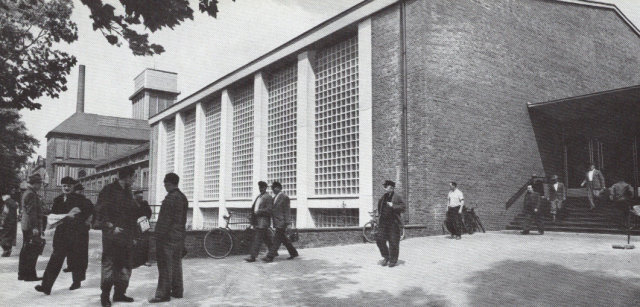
{"left": 263, "top": 181, "right": 298, "bottom": 262}
{"left": 521, "top": 185, "right": 544, "bottom": 235}
{"left": 1, "top": 185, "right": 19, "bottom": 257}
{"left": 149, "top": 173, "right": 188, "bottom": 303}
{"left": 35, "top": 177, "right": 93, "bottom": 295}
{"left": 63, "top": 183, "right": 94, "bottom": 283}
{"left": 96, "top": 168, "right": 138, "bottom": 307}
{"left": 546, "top": 175, "right": 566, "bottom": 222}
{"left": 581, "top": 163, "right": 605, "bottom": 209}
{"left": 376, "top": 180, "right": 405, "bottom": 268}
{"left": 245, "top": 181, "right": 274, "bottom": 262}
{"left": 446, "top": 182, "right": 464, "bottom": 240}
{"left": 18, "top": 174, "right": 44, "bottom": 282}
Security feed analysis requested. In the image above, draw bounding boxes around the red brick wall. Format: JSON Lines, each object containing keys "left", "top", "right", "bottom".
{"left": 371, "top": 0, "right": 640, "bottom": 231}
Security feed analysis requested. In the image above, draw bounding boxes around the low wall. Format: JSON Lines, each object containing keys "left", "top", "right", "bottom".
{"left": 148, "top": 224, "right": 435, "bottom": 259}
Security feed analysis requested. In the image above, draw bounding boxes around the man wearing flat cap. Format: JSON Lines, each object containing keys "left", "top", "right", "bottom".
{"left": 36, "top": 177, "right": 93, "bottom": 295}
{"left": 18, "top": 173, "right": 45, "bottom": 281}
{"left": 546, "top": 175, "right": 566, "bottom": 222}
{"left": 376, "top": 180, "right": 405, "bottom": 268}
{"left": 245, "top": 181, "right": 274, "bottom": 262}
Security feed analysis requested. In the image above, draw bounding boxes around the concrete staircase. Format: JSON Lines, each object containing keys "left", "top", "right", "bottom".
{"left": 506, "top": 197, "right": 640, "bottom": 235}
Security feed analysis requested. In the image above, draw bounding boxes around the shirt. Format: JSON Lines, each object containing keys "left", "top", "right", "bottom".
{"left": 587, "top": 170, "right": 594, "bottom": 181}
{"left": 254, "top": 193, "right": 264, "bottom": 213}
{"left": 448, "top": 189, "right": 464, "bottom": 207}
{"left": 553, "top": 182, "right": 559, "bottom": 191}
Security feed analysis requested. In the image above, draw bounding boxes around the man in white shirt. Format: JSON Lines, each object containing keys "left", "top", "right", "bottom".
{"left": 546, "top": 175, "right": 566, "bottom": 222}
{"left": 245, "top": 181, "right": 274, "bottom": 262}
{"left": 445, "top": 182, "right": 464, "bottom": 239}
{"left": 581, "top": 164, "right": 605, "bottom": 209}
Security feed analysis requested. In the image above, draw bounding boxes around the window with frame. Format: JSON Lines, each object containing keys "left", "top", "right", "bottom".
{"left": 267, "top": 64, "right": 298, "bottom": 196}
{"left": 68, "top": 140, "right": 80, "bottom": 159}
{"left": 314, "top": 36, "right": 360, "bottom": 196}
{"left": 202, "top": 208, "right": 219, "bottom": 229}
{"left": 310, "top": 208, "right": 359, "bottom": 228}
{"left": 182, "top": 109, "right": 196, "bottom": 199}
{"left": 165, "top": 118, "right": 176, "bottom": 173}
{"left": 80, "top": 140, "right": 92, "bottom": 159}
{"left": 96, "top": 142, "right": 107, "bottom": 159}
{"left": 55, "top": 139, "right": 65, "bottom": 157}
{"left": 204, "top": 98, "right": 222, "bottom": 199}
{"left": 231, "top": 85, "right": 254, "bottom": 199}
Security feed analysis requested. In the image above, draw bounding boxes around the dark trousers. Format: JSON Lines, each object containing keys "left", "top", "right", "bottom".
{"left": 376, "top": 222, "right": 401, "bottom": 263}
{"left": 445, "top": 207, "right": 463, "bottom": 236}
{"left": 18, "top": 231, "right": 40, "bottom": 279}
{"left": 267, "top": 228, "right": 298, "bottom": 258}
{"left": 41, "top": 247, "right": 83, "bottom": 291}
{"left": 248, "top": 228, "right": 273, "bottom": 258}
{"left": 614, "top": 200, "right": 632, "bottom": 227}
{"left": 67, "top": 230, "right": 89, "bottom": 281}
{"left": 522, "top": 210, "right": 544, "bottom": 233}
{"left": 100, "top": 236, "right": 132, "bottom": 296}
{"left": 154, "top": 240, "right": 183, "bottom": 299}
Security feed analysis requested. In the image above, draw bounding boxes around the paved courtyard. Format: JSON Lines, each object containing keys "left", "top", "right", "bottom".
{"left": 1, "top": 230, "right": 639, "bottom": 306}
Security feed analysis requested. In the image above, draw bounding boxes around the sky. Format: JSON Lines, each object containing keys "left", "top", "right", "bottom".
{"left": 18, "top": 0, "right": 640, "bottom": 160}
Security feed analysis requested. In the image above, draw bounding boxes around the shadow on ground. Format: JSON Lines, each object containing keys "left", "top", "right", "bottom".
{"left": 465, "top": 260, "right": 640, "bottom": 307}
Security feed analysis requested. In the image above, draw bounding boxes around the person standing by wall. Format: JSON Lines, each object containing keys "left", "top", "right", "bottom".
{"left": 375, "top": 180, "right": 405, "bottom": 268}
{"left": 0, "top": 185, "right": 19, "bottom": 257}
{"left": 18, "top": 174, "right": 44, "bottom": 282}
{"left": 521, "top": 185, "right": 544, "bottom": 235}
{"left": 148, "top": 173, "right": 188, "bottom": 304}
{"left": 263, "top": 181, "right": 298, "bottom": 262}
{"left": 245, "top": 181, "right": 274, "bottom": 263}
{"left": 446, "top": 182, "right": 464, "bottom": 240}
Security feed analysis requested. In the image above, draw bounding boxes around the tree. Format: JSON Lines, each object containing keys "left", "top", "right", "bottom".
{"left": 0, "top": 109, "right": 39, "bottom": 190}
{"left": 0, "top": 0, "right": 78, "bottom": 110}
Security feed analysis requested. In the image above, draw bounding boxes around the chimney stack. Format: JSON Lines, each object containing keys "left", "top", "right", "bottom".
{"left": 76, "top": 65, "right": 85, "bottom": 113}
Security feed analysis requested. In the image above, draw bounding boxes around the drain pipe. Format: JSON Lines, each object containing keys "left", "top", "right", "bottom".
{"left": 400, "top": 0, "right": 410, "bottom": 223}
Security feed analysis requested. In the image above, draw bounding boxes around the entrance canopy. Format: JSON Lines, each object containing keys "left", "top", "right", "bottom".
{"left": 528, "top": 85, "right": 640, "bottom": 126}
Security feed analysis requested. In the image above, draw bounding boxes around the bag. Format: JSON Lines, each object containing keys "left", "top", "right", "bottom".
{"left": 137, "top": 216, "right": 150, "bottom": 233}
{"left": 131, "top": 238, "right": 149, "bottom": 269}
{"left": 28, "top": 236, "right": 46, "bottom": 255}
{"left": 287, "top": 228, "right": 299, "bottom": 243}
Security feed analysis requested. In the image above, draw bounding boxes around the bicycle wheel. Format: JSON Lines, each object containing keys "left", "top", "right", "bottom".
{"left": 203, "top": 228, "right": 233, "bottom": 259}
{"left": 400, "top": 226, "right": 406, "bottom": 240}
{"left": 474, "top": 214, "right": 486, "bottom": 233}
{"left": 363, "top": 221, "right": 377, "bottom": 243}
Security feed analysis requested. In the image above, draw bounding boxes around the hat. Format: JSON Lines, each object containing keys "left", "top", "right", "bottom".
{"left": 383, "top": 180, "right": 396, "bottom": 188}
{"left": 257, "top": 181, "right": 268, "bottom": 188}
{"left": 28, "top": 174, "right": 43, "bottom": 184}
{"left": 60, "top": 176, "right": 76, "bottom": 185}
{"left": 550, "top": 175, "right": 559, "bottom": 181}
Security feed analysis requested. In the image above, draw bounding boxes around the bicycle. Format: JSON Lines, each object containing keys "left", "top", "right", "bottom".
{"left": 203, "top": 213, "right": 275, "bottom": 259}
{"left": 441, "top": 204, "right": 485, "bottom": 235}
{"left": 362, "top": 210, "right": 406, "bottom": 243}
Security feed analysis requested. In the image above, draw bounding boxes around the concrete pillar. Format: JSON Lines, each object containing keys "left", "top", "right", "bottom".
{"left": 296, "top": 50, "right": 317, "bottom": 228}
{"left": 253, "top": 72, "right": 269, "bottom": 196}
{"left": 154, "top": 121, "right": 166, "bottom": 218}
{"left": 191, "top": 102, "right": 206, "bottom": 229}
{"left": 174, "top": 112, "right": 185, "bottom": 178}
{"left": 218, "top": 90, "right": 234, "bottom": 225}
{"left": 358, "top": 18, "right": 374, "bottom": 226}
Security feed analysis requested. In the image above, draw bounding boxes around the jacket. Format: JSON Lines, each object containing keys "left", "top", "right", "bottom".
{"left": 250, "top": 192, "right": 273, "bottom": 229}
{"left": 523, "top": 191, "right": 541, "bottom": 212}
{"left": 582, "top": 169, "right": 605, "bottom": 190}
{"left": 50, "top": 193, "right": 93, "bottom": 250}
{"left": 611, "top": 181, "right": 633, "bottom": 202}
{"left": 377, "top": 191, "right": 406, "bottom": 225}
{"left": 96, "top": 181, "right": 139, "bottom": 247}
{"left": 0, "top": 197, "right": 18, "bottom": 229}
{"left": 21, "top": 187, "right": 43, "bottom": 232}
{"left": 271, "top": 192, "right": 291, "bottom": 229}
{"left": 546, "top": 182, "right": 566, "bottom": 202}
{"left": 155, "top": 188, "right": 188, "bottom": 243}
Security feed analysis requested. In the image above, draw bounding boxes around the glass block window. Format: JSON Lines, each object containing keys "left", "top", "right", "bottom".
{"left": 267, "top": 64, "right": 298, "bottom": 196}
{"left": 202, "top": 208, "right": 219, "bottom": 229}
{"left": 231, "top": 85, "right": 254, "bottom": 198}
{"left": 182, "top": 110, "right": 196, "bottom": 199}
{"left": 310, "top": 208, "right": 359, "bottom": 228}
{"left": 165, "top": 118, "right": 175, "bottom": 173}
{"left": 227, "top": 208, "right": 252, "bottom": 230}
{"left": 185, "top": 208, "right": 193, "bottom": 230}
{"left": 314, "top": 36, "right": 360, "bottom": 196}
{"left": 204, "top": 98, "right": 222, "bottom": 199}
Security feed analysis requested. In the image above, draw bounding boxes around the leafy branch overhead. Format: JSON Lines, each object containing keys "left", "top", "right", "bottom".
{"left": 82, "top": 0, "right": 234, "bottom": 56}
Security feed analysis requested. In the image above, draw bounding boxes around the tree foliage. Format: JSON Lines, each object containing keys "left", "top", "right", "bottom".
{"left": 0, "top": 0, "right": 78, "bottom": 110}
{"left": 0, "top": 109, "right": 39, "bottom": 189}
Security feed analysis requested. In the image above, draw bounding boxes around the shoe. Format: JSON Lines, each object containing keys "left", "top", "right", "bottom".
{"left": 171, "top": 294, "right": 183, "bottom": 299}
{"left": 244, "top": 257, "right": 256, "bottom": 262}
{"left": 23, "top": 276, "right": 42, "bottom": 282}
{"left": 69, "top": 281, "right": 81, "bottom": 290}
{"left": 101, "top": 293, "right": 112, "bottom": 307}
{"left": 34, "top": 285, "right": 51, "bottom": 295}
{"left": 261, "top": 257, "right": 274, "bottom": 263}
{"left": 1, "top": 250, "right": 10, "bottom": 257}
{"left": 148, "top": 297, "right": 171, "bottom": 303}
{"left": 287, "top": 254, "right": 299, "bottom": 260}
{"left": 520, "top": 231, "right": 530, "bottom": 235}
{"left": 62, "top": 267, "right": 71, "bottom": 273}
{"left": 113, "top": 294, "right": 134, "bottom": 302}
{"left": 455, "top": 236, "right": 461, "bottom": 240}
{"left": 378, "top": 258, "right": 389, "bottom": 266}
{"left": 388, "top": 262, "right": 397, "bottom": 268}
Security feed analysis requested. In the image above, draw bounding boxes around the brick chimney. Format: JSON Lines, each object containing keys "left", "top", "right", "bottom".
{"left": 76, "top": 64, "right": 85, "bottom": 113}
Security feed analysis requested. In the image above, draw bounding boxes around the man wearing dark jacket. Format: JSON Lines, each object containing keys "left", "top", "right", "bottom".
{"left": 521, "top": 185, "right": 544, "bottom": 235}
{"left": 263, "top": 181, "right": 298, "bottom": 262}
{"left": 62, "top": 183, "right": 95, "bottom": 284}
{"left": 245, "top": 181, "right": 274, "bottom": 262}
{"left": 18, "top": 174, "right": 44, "bottom": 281}
{"left": 376, "top": 180, "right": 406, "bottom": 268}
{"left": 96, "top": 168, "right": 138, "bottom": 307}
{"left": 149, "top": 173, "right": 188, "bottom": 303}
{"left": 35, "top": 177, "right": 93, "bottom": 295}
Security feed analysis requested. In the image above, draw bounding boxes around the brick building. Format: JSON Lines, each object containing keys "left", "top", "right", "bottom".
{"left": 147, "top": 0, "right": 640, "bottom": 231}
